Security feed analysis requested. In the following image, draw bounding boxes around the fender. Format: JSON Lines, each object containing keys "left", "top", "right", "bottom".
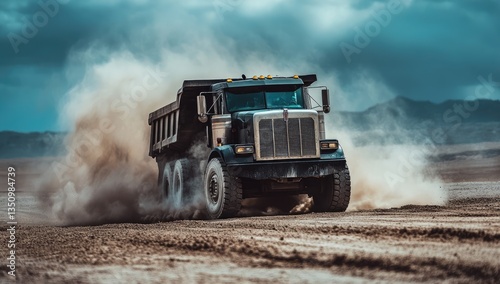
{"left": 208, "top": 145, "right": 254, "bottom": 164}
{"left": 320, "top": 145, "right": 346, "bottom": 160}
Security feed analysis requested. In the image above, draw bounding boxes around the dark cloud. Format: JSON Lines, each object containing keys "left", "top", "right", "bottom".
{"left": 1, "top": 0, "right": 499, "bottom": 131}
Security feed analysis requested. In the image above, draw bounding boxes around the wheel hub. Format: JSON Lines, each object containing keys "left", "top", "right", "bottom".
{"left": 208, "top": 174, "right": 219, "bottom": 203}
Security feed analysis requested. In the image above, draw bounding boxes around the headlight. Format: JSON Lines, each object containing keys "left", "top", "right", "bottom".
{"left": 320, "top": 140, "right": 339, "bottom": 150}
{"left": 235, "top": 145, "right": 254, "bottom": 154}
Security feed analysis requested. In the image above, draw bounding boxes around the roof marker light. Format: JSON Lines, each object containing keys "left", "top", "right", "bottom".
{"left": 227, "top": 78, "right": 233, "bottom": 83}
{"left": 259, "top": 75, "right": 265, "bottom": 80}
{"left": 267, "top": 75, "right": 272, "bottom": 79}
{"left": 293, "top": 75, "right": 299, "bottom": 79}
{"left": 252, "top": 75, "right": 258, "bottom": 80}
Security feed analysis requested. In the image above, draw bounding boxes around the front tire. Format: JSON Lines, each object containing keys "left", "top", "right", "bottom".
{"left": 203, "top": 157, "right": 242, "bottom": 219}
{"left": 313, "top": 164, "right": 351, "bottom": 212}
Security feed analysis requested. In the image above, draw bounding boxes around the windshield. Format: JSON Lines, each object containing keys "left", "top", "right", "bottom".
{"left": 225, "top": 85, "right": 304, "bottom": 112}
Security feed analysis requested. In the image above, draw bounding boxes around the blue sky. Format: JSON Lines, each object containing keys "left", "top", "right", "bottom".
{"left": 1, "top": 0, "right": 499, "bottom": 132}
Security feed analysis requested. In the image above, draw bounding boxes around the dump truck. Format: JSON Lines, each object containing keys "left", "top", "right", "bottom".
{"left": 148, "top": 74, "right": 350, "bottom": 219}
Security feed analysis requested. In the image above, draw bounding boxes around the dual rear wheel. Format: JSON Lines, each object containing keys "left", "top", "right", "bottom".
{"left": 161, "top": 159, "right": 191, "bottom": 206}
{"left": 160, "top": 157, "right": 242, "bottom": 219}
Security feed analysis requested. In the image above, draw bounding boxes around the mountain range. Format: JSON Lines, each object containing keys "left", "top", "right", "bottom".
{"left": 337, "top": 96, "right": 499, "bottom": 127}
{"left": 0, "top": 131, "right": 65, "bottom": 159}
{"left": 332, "top": 96, "right": 500, "bottom": 145}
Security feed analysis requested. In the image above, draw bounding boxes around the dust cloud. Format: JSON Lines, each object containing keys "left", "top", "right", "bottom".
{"left": 36, "top": 53, "right": 168, "bottom": 225}
{"left": 330, "top": 123, "right": 447, "bottom": 211}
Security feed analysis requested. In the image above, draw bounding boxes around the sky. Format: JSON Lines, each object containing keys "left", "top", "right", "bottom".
{"left": 1, "top": 0, "right": 499, "bottom": 132}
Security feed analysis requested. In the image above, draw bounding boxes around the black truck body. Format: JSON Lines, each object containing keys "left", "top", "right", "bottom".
{"left": 148, "top": 74, "right": 350, "bottom": 219}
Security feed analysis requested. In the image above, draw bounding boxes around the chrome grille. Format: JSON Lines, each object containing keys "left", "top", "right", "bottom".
{"left": 255, "top": 110, "right": 319, "bottom": 160}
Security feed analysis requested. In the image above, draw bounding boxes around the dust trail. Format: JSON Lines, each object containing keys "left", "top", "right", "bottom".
{"left": 36, "top": 53, "right": 169, "bottom": 225}
{"left": 35, "top": 50, "right": 215, "bottom": 225}
{"left": 330, "top": 116, "right": 447, "bottom": 211}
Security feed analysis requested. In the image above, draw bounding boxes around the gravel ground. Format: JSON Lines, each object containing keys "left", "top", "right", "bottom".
{"left": 1, "top": 182, "right": 499, "bottom": 283}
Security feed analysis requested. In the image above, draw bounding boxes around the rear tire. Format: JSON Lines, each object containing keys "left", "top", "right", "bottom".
{"left": 161, "top": 163, "right": 173, "bottom": 204}
{"left": 313, "top": 164, "right": 351, "bottom": 212}
{"left": 172, "top": 159, "right": 191, "bottom": 205}
{"left": 203, "top": 157, "right": 242, "bottom": 219}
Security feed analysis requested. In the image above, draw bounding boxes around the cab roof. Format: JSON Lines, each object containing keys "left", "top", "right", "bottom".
{"left": 177, "top": 74, "right": 317, "bottom": 95}
{"left": 211, "top": 76, "right": 308, "bottom": 91}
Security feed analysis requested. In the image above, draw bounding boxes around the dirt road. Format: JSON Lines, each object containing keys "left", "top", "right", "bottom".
{"left": 1, "top": 181, "right": 499, "bottom": 283}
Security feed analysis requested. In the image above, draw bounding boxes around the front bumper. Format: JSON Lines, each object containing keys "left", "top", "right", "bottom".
{"left": 227, "top": 158, "right": 346, "bottom": 180}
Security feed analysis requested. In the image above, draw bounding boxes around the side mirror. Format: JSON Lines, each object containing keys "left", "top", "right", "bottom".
{"left": 197, "top": 95, "right": 208, "bottom": 123}
{"left": 321, "top": 89, "right": 330, "bottom": 113}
